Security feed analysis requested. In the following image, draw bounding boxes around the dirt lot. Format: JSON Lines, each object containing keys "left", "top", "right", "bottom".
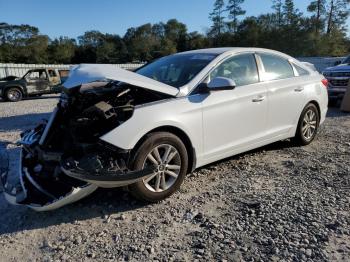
{"left": 0, "top": 96, "right": 349, "bottom": 262}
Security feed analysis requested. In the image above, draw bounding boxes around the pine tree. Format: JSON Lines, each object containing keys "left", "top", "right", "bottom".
{"left": 307, "top": 0, "right": 327, "bottom": 34}
{"left": 209, "top": 0, "right": 226, "bottom": 36}
{"left": 226, "top": 0, "right": 246, "bottom": 33}
{"left": 272, "top": 0, "right": 283, "bottom": 27}
{"left": 326, "top": 0, "right": 350, "bottom": 34}
{"left": 282, "top": 0, "right": 302, "bottom": 26}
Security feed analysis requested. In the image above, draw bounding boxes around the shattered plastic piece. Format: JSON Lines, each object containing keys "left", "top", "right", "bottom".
{"left": 61, "top": 156, "right": 154, "bottom": 185}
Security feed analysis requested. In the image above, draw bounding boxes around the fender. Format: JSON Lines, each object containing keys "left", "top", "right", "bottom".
{"left": 101, "top": 118, "right": 199, "bottom": 152}
{"left": 100, "top": 96, "right": 203, "bottom": 161}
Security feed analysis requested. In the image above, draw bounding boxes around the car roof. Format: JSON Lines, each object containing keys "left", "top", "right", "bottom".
{"left": 176, "top": 47, "right": 294, "bottom": 59}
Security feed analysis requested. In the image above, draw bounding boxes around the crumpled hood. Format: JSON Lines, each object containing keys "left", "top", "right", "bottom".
{"left": 325, "top": 64, "right": 350, "bottom": 72}
{"left": 63, "top": 64, "right": 179, "bottom": 97}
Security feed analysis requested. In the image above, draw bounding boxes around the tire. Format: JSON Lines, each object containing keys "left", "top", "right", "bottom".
{"left": 293, "top": 103, "right": 320, "bottom": 146}
{"left": 5, "top": 87, "right": 23, "bottom": 102}
{"left": 129, "top": 132, "right": 188, "bottom": 202}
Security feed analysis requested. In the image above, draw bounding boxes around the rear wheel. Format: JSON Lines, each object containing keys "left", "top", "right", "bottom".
{"left": 6, "top": 87, "right": 23, "bottom": 102}
{"left": 129, "top": 132, "right": 188, "bottom": 202}
{"left": 293, "top": 103, "right": 320, "bottom": 145}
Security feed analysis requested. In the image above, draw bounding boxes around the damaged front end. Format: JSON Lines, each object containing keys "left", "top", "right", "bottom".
{"left": 2, "top": 72, "right": 174, "bottom": 211}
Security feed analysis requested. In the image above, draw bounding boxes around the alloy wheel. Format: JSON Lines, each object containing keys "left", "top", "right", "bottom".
{"left": 302, "top": 109, "right": 317, "bottom": 140}
{"left": 142, "top": 144, "right": 181, "bottom": 193}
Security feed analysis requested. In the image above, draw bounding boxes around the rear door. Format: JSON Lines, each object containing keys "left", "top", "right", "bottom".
{"left": 257, "top": 53, "right": 306, "bottom": 136}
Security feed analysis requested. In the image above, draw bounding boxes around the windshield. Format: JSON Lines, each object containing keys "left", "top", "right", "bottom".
{"left": 136, "top": 53, "right": 218, "bottom": 88}
{"left": 343, "top": 56, "right": 350, "bottom": 64}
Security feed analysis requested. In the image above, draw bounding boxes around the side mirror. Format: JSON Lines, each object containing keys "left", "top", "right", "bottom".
{"left": 207, "top": 77, "right": 236, "bottom": 91}
{"left": 334, "top": 60, "right": 341, "bottom": 66}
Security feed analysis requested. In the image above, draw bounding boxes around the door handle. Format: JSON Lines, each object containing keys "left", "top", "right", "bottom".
{"left": 294, "top": 87, "right": 304, "bottom": 92}
{"left": 252, "top": 96, "right": 265, "bottom": 102}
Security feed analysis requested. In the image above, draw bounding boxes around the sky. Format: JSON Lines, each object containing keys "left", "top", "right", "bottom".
{"left": 0, "top": 0, "right": 349, "bottom": 39}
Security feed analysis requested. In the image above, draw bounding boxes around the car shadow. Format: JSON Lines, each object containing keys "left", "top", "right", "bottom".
{"left": 326, "top": 107, "right": 350, "bottom": 118}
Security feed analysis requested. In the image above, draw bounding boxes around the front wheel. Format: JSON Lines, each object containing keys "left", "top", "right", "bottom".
{"left": 293, "top": 103, "right": 320, "bottom": 145}
{"left": 5, "top": 87, "right": 23, "bottom": 102}
{"left": 129, "top": 132, "right": 188, "bottom": 202}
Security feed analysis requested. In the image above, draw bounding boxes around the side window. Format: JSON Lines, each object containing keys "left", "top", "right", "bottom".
{"left": 293, "top": 63, "right": 310, "bottom": 76}
{"left": 48, "top": 70, "right": 57, "bottom": 77}
{"left": 38, "top": 70, "right": 48, "bottom": 79}
{"left": 210, "top": 54, "right": 259, "bottom": 86}
{"left": 27, "top": 71, "right": 40, "bottom": 79}
{"left": 259, "top": 53, "right": 294, "bottom": 81}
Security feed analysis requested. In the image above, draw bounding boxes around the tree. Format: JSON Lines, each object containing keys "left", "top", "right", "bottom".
{"left": 307, "top": 0, "right": 327, "bottom": 34}
{"left": 209, "top": 0, "right": 226, "bottom": 36}
{"left": 75, "top": 30, "right": 105, "bottom": 63}
{"left": 48, "top": 37, "right": 76, "bottom": 64}
{"left": 96, "top": 34, "right": 128, "bottom": 63}
{"left": 164, "top": 19, "right": 188, "bottom": 52}
{"left": 123, "top": 23, "right": 159, "bottom": 62}
{"left": 326, "top": 0, "right": 350, "bottom": 34}
{"left": 272, "top": 0, "right": 283, "bottom": 27}
{"left": 187, "top": 32, "right": 209, "bottom": 50}
{"left": 0, "top": 23, "right": 49, "bottom": 63}
{"left": 236, "top": 16, "right": 263, "bottom": 47}
{"left": 283, "top": 0, "right": 302, "bottom": 26}
{"left": 226, "top": 0, "right": 246, "bottom": 33}
{"left": 22, "top": 35, "right": 49, "bottom": 63}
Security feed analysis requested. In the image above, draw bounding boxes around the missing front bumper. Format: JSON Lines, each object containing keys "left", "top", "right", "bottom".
{"left": 1, "top": 148, "right": 98, "bottom": 211}
{"left": 1, "top": 144, "right": 154, "bottom": 211}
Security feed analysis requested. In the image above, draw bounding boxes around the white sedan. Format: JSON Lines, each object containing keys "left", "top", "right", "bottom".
{"left": 1, "top": 48, "right": 328, "bottom": 211}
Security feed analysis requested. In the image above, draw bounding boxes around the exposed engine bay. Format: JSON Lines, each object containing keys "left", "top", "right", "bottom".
{"left": 1, "top": 79, "right": 173, "bottom": 211}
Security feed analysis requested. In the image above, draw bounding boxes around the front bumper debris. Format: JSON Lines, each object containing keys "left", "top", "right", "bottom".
{"left": 1, "top": 127, "right": 155, "bottom": 211}
{"left": 1, "top": 147, "right": 98, "bottom": 211}
{"left": 61, "top": 156, "right": 154, "bottom": 188}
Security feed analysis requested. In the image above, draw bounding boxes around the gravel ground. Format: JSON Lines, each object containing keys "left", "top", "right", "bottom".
{"left": 0, "top": 96, "right": 349, "bottom": 262}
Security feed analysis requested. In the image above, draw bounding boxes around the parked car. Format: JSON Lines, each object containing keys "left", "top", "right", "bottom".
{"left": 1, "top": 48, "right": 328, "bottom": 211}
{"left": 0, "top": 68, "right": 69, "bottom": 102}
{"left": 322, "top": 55, "right": 350, "bottom": 104}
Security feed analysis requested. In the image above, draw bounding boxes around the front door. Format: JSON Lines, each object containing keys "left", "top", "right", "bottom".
{"left": 201, "top": 53, "right": 268, "bottom": 162}
{"left": 25, "top": 70, "right": 50, "bottom": 94}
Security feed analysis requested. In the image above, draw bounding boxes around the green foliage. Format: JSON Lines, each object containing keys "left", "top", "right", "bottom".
{"left": 272, "top": 0, "right": 283, "bottom": 27}
{"left": 48, "top": 37, "right": 76, "bottom": 64}
{"left": 0, "top": 23, "right": 49, "bottom": 63}
{"left": 226, "top": 0, "right": 246, "bottom": 32}
{"left": 307, "top": 0, "right": 327, "bottom": 34}
{"left": 0, "top": 1, "right": 349, "bottom": 64}
{"left": 209, "top": 0, "right": 227, "bottom": 36}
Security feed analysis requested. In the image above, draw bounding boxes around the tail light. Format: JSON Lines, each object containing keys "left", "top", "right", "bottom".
{"left": 321, "top": 79, "right": 328, "bottom": 88}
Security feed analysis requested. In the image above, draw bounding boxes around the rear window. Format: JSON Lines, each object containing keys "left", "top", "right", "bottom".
{"left": 293, "top": 63, "right": 310, "bottom": 76}
{"left": 260, "top": 53, "right": 295, "bottom": 81}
